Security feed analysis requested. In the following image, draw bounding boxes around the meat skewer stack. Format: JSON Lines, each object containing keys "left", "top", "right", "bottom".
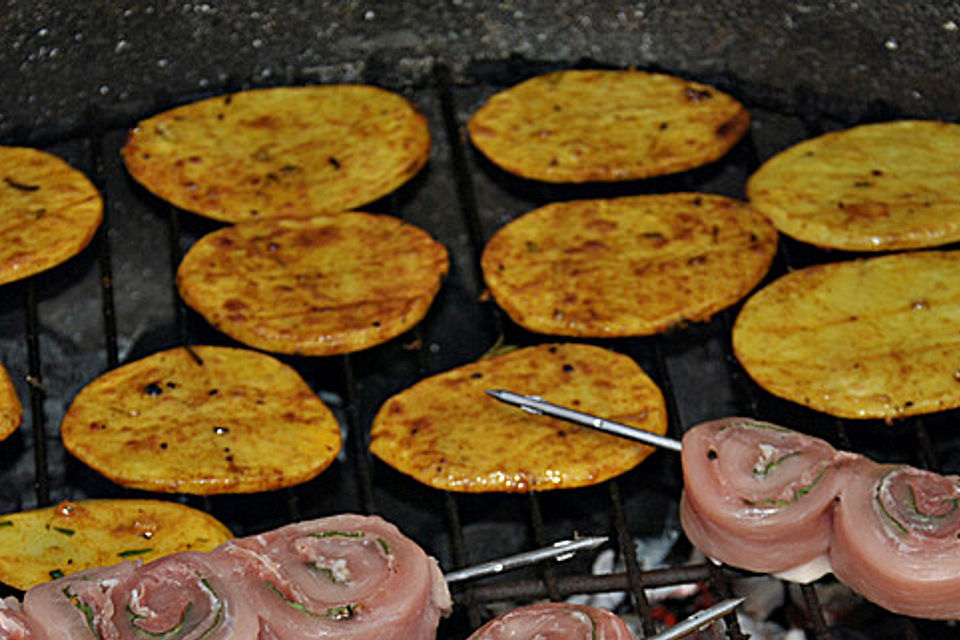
{"left": 489, "top": 391, "right": 960, "bottom": 621}
{"left": 2, "top": 514, "right": 451, "bottom": 640}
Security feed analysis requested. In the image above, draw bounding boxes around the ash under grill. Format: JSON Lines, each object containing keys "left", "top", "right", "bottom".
{"left": 2, "top": 59, "right": 960, "bottom": 640}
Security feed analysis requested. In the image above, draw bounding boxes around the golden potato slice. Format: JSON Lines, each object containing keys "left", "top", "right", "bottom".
{"left": 0, "top": 361, "right": 22, "bottom": 441}
{"left": 467, "top": 69, "right": 749, "bottom": 182}
{"left": 0, "top": 499, "right": 232, "bottom": 590}
{"left": 747, "top": 120, "right": 960, "bottom": 251}
{"left": 60, "top": 346, "right": 341, "bottom": 494}
{"left": 370, "top": 343, "right": 667, "bottom": 492}
{"left": 733, "top": 251, "right": 960, "bottom": 420}
{"left": 481, "top": 194, "right": 778, "bottom": 337}
{"left": 176, "top": 213, "right": 449, "bottom": 356}
{"left": 0, "top": 147, "right": 102, "bottom": 285}
{"left": 122, "top": 85, "right": 430, "bottom": 222}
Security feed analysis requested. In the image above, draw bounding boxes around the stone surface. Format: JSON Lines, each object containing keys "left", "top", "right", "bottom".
{"left": 3, "top": 1, "right": 959, "bottom": 139}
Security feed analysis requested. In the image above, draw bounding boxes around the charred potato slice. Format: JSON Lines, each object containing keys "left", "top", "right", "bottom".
{"left": 0, "top": 147, "right": 102, "bottom": 286}
{"left": 467, "top": 69, "right": 749, "bottom": 183}
{"left": 370, "top": 343, "right": 667, "bottom": 492}
{"left": 60, "top": 346, "right": 342, "bottom": 494}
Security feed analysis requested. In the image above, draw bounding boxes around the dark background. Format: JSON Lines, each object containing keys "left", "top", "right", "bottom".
{"left": 3, "top": 2, "right": 960, "bottom": 138}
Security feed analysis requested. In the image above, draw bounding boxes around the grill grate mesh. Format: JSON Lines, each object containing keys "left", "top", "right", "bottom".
{"left": 1, "top": 58, "right": 959, "bottom": 639}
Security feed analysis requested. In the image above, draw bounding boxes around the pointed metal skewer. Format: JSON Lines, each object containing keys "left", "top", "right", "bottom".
{"left": 647, "top": 597, "right": 746, "bottom": 640}
{"left": 445, "top": 535, "right": 609, "bottom": 583}
{"left": 485, "top": 389, "right": 683, "bottom": 452}
{"left": 480, "top": 390, "right": 746, "bottom": 638}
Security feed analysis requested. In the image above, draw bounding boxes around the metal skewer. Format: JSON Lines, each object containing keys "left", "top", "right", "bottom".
{"left": 485, "top": 389, "right": 683, "bottom": 452}
{"left": 481, "top": 391, "right": 746, "bottom": 638}
{"left": 445, "top": 535, "right": 609, "bottom": 583}
{"left": 647, "top": 597, "right": 746, "bottom": 640}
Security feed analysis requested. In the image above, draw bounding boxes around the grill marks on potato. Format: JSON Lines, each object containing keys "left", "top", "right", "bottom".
{"left": 176, "top": 214, "right": 449, "bottom": 356}
{"left": 747, "top": 120, "right": 960, "bottom": 251}
{"left": 0, "top": 499, "right": 232, "bottom": 590}
{"left": 60, "top": 346, "right": 342, "bottom": 494}
{"left": 0, "top": 361, "right": 21, "bottom": 442}
{"left": 481, "top": 194, "right": 778, "bottom": 337}
{"left": 121, "top": 85, "right": 431, "bottom": 222}
{"left": 0, "top": 147, "right": 103, "bottom": 286}
{"left": 733, "top": 251, "right": 960, "bottom": 420}
{"left": 467, "top": 69, "right": 749, "bottom": 183}
{"left": 370, "top": 343, "right": 667, "bottom": 493}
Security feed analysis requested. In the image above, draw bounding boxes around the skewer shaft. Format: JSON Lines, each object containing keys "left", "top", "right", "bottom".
{"left": 485, "top": 389, "right": 683, "bottom": 452}
{"left": 445, "top": 535, "right": 609, "bottom": 583}
{"left": 647, "top": 597, "right": 746, "bottom": 640}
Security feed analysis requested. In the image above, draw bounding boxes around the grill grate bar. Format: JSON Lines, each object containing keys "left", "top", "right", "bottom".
{"left": 914, "top": 418, "right": 940, "bottom": 471}
{"left": 456, "top": 564, "right": 714, "bottom": 603}
{"left": 799, "top": 583, "right": 832, "bottom": 639}
{"left": 24, "top": 281, "right": 49, "bottom": 507}
{"left": 342, "top": 353, "right": 378, "bottom": 515}
{"left": 608, "top": 480, "right": 657, "bottom": 636}
{"left": 705, "top": 562, "right": 746, "bottom": 640}
{"left": 166, "top": 205, "right": 191, "bottom": 348}
{"left": 435, "top": 62, "right": 490, "bottom": 277}
{"left": 526, "top": 492, "right": 563, "bottom": 602}
{"left": 90, "top": 135, "right": 120, "bottom": 370}
{"left": 444, "top": 492, "right": 486, "bottom": 629}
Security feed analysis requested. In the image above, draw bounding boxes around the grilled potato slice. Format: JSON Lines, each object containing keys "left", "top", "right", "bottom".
{"left": 733, "top": 251, "right": 960, "bottom": 420}
{"left": 481, "top": 193, "right": 778, "bottom": 336}
{"left": 747, "top": 120, "right": 960, "bottom": 251}
{"left": 0, "top": 499, "right": 232, "bottom": 590}
{"left": 467, "top": 69, "right": 749, "bottom": 182}
{"left": 370, "top": 343, "right": 667, "bottom": 492}
{"left": 122, "top": 85, "right": 430, "bottom": 222}
{"left": 60, "top": 346, "right": 342, "bottom": 494}
{"left": 0, "top": 361, "right": 21, "bottom": 441}
{"left": 0, "top": 147, "right": 102, "bottom": 286}
{"left": 176, "top": 213, "right": 449, "bottom": 356}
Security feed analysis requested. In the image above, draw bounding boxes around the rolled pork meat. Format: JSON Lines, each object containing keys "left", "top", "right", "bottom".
{"left": 466, "top": 603, "right": 633, "bottom": 640}
{"left": 680, "top": 416, "right": 960, "bottom": 619}
{"left": 10, "top": 514, "right": 449, "bottom": 640}
{"left": 1, "top": 597, "right": 34, "bottom": 640}
{"left": 830, "top": 458, "right": 960, "bottom": 619}
{"left": 216, "top": 514, "right": 451, "bottom": 640}
{"left": 679, "top": 417, "right": 843, "bottom": 581}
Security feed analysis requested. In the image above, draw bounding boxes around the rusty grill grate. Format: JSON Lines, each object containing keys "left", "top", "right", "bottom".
{"left": 2, "top": 58, "right": 960, "bottom": 639}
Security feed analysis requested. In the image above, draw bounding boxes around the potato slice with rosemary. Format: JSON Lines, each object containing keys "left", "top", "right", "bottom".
{"left": 370, "top": 343, "right": 667, "bottom": 492}
{"left": 0, "top": 147, "right": 102, "bottom": 285}
{"left": 60, "top": 346, "right": 342, "bottom": 494}
{"left": 733, "top": 250, "right": 960, "bottom": 420}
{"left": 481, "top": 193, "right": 778, "bottom": 336}
{"left": 0, "top": 361, "right": 21, "bottom": 441}
{"left": 0, "top": 499, "right": 232, "bottom": 590}
{"left": 176, "top": 213, "right": 449, "bottom": 356}
{"left": 747, "top": 120, "right": 960, "bottom": 251}
{"left": 467, "top": 69, "right": 749, "bottom": 182}
{"left": 122, "top": 85, "right": 430, "bottom": 222}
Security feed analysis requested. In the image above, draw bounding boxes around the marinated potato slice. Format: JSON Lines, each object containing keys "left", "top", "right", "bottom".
{"left": 481, "top": 193, "right": 778, "bottom": 336}
{"left": 0, "top": 147, "right": 102, "bottom": 286}
{"left": 61, "top": 346, "right": 342, "bottom": 493}
{"left": 122, "top": 85, "right": 430, "bottom": 222}
{"left": 0, "top": 499, "right": 232, "bottom": 590}
{"left": 734, "top": 251, "right": 960, "bottom": 419}
{"left": 176, "top": 213, "right": 448, "bottom": 356}
{"left": 0, "top": 361, "right": 21, "bottom": 441}
{"left": 370, "top": 343, "right": 667, "bottom": 492}
{"left": 467, "top": 69, "right": 749, "bottom": 182}
{"left": 747, "top": 120, "right": 960, "bottom": 251}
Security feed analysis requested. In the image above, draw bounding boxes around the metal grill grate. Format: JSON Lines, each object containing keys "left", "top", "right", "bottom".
{"left": 2, "top": 58, "right": 960, "bottom": 639}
